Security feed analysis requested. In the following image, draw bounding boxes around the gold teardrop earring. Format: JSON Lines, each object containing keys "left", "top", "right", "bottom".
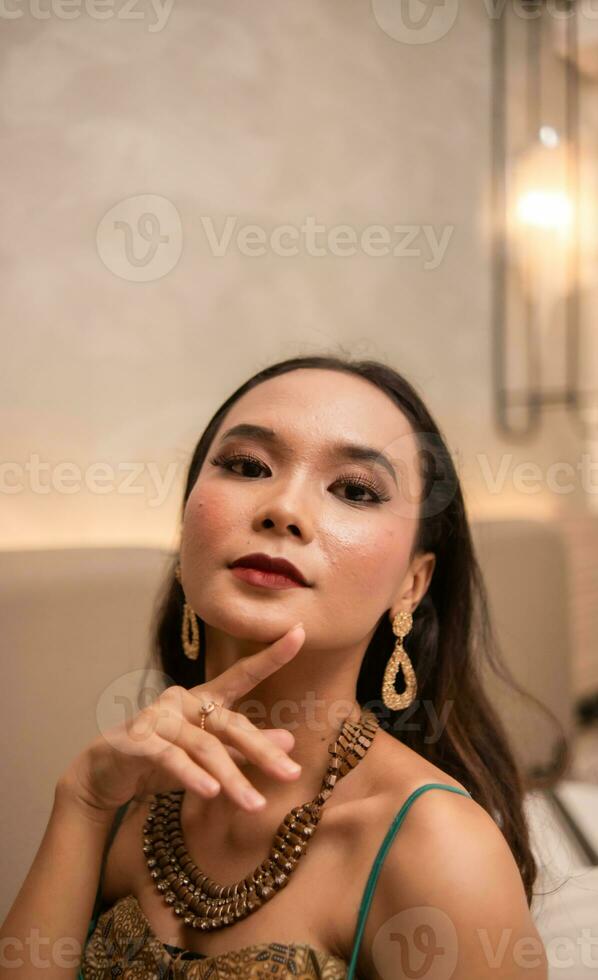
{"left": 382, "top": 610, "right": 416, "bottom": 710}
{"left": 174, "top": 563, "right": 201, "bottom": 661}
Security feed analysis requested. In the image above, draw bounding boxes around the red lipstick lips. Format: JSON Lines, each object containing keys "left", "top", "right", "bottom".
{"left": 229, "top": 552, "right": 309, "bottom": 587}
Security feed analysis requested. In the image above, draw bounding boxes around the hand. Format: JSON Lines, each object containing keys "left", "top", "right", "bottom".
{"left": 56, "top": 623, "right": 306, "bottom": 818}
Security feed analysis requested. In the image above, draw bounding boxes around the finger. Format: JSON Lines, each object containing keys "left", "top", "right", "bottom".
{"left": 173, "top": 682, "right": 297, "bottom": 755}
{"left": 195, "top": 624, "right": 305, "bottom": 707}
{"left": 153, "top": 708, "right": 270, "bottom": 811}
{"left": 149, "top": 688, "right": 295, "bottom": 758}
{"left": 153, "top": 740, "right": 223, "bottom": 798}
{"left": 116, "top": 728, "right": 223, "bottom": 802}
{"left": 227, "top": 729, "right": 296, "bottom": 768}
{"left": 264, "top": 728, "right": 296, "bottom": 753}
{"left": 181, "top": 696, "right": 301, "bottom": 783}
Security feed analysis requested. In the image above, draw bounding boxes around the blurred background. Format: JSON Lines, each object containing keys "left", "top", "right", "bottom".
{"left": 1, "top": 0, "right": 598, "bottom": 974}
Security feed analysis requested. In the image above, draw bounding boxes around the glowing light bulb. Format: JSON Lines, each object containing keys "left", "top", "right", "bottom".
{"left": 539, "top": 125, "right": 559, "bottom": 148}
{"left": 515, "top": 189, "right": 573, "bottom": 232}
{"left": 506, "top": 137, "right": 598, "bottom": 296}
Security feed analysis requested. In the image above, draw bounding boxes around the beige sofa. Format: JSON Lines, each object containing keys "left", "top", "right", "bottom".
{"left": 2, "top": 523, "right": 597, "bottom": 976}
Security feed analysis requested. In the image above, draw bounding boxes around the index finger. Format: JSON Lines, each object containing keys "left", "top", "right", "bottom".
{"left": 191, "top": 623, "right": 305, "bottom": 707}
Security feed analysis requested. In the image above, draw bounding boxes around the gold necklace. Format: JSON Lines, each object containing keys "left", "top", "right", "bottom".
{"left": 142, "top": 705, "right": 379, "bottom": 932}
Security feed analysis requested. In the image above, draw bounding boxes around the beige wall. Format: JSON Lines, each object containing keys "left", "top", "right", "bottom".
{"left": 0, "top": 0, "right": 587, "bottom": 555}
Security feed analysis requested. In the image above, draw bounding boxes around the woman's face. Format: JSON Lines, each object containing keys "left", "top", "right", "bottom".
{"left": 180, "top": 368, "right": 433, "bottom": 651}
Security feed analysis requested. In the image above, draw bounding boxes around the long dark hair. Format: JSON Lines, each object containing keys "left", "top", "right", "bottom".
{"left": 150, "top": 353, "right": 570, "bottom": 907}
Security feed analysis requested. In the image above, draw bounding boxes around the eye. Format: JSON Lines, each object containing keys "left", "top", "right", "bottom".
{"left": 209, "top": 452, "right": 390, "bottom": 505}
{"left": 209, "top": 452, "right": 266, "bottom": 479}
{"left": 332, "top": 472, "right": 389, "bottom": 505}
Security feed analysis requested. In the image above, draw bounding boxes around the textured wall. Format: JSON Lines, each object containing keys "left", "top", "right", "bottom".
{"left": 0, "top": 0, "right": 584, "bottom": 551}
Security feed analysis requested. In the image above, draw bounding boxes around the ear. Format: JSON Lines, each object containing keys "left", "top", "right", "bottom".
{"left": 393, "top": 551, "right": 436, "bottom": 612}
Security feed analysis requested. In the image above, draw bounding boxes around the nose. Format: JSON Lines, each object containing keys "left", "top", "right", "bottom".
{"left": 251, "top": 480, "right": 314, "bottom": 541}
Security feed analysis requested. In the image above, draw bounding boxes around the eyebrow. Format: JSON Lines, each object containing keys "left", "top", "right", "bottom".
{"left": 217, "top": 423, "right": 397, "bottom": 486}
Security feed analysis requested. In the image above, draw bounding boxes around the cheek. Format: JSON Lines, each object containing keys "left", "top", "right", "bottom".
{"left": 324, "top": 519, "right": 411, "bottom": 603}
{"left": 182, "top": 483, "right": 238, "bottom": 561}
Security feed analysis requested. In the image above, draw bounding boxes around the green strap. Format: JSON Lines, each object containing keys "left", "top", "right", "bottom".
{"left": 346, "top": 783, "right": 472, "bottom": 980}
{"left": 79, "top": 798, "right": 134, "bottom": 977}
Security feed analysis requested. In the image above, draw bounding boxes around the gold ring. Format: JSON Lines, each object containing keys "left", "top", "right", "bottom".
{"left": 198, "top": 699, "right": 219, "bottom": 730}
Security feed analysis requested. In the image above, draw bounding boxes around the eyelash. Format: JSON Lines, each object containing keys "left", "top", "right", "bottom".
{"left": 208, "top": 452, "right": 391, "bottom": 505}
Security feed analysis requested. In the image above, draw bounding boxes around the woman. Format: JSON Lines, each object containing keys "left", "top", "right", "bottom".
{"left": 1, "top": 354, "right": 556, "bottom": 979}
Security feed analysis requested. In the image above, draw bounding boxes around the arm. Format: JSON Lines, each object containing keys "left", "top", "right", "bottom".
{"left": 0, "top": 783, "right": 117, "bottom": 980}
{"left": 356, "top": 794, "right": 548, "bottom": 980}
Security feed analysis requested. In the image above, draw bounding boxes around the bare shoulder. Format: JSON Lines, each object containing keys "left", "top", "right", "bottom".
{"left": 328, "top": 727, "right": 469, "bottom": 952}
{"left": 332, "top": 724, "right": 470, "bottom": 830}
{"left": 340, "top": 729, "right": 547, "bottom": 980}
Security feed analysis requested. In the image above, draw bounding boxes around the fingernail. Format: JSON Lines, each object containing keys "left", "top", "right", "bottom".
{"left": 279, "top": 758, "right": 301, "bottom": 774}
{"left": 291, "top": 622, "right": 304, "bottom": 631}
{"left": 243, "top": 787, "right": 266, "bottom": 808}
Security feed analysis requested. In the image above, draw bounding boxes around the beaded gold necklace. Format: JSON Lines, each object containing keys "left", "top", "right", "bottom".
{"left": 143, "top": 706, "right": 379, "bottom": 932}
